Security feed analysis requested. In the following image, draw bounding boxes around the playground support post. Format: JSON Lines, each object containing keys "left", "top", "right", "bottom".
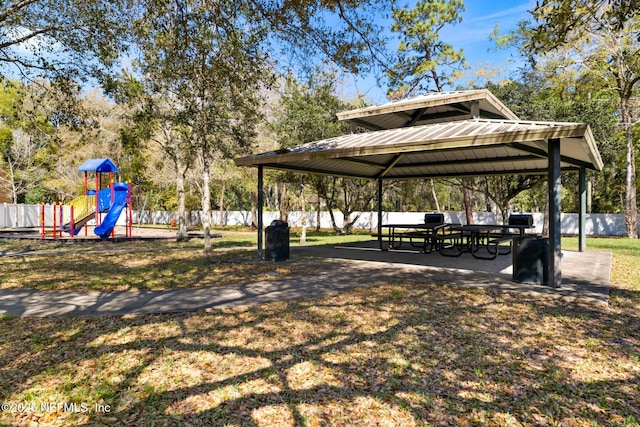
{"left": 110, "top": 173, "right": 115, "bottom": 239}
{"left": 40, "top": 203, "right": 45, "bottom": 239}
{"left": 127, "top": 181, "right": 133, "bottom": 238}
{"left": 110, "top": 173, "right": 114, "bottom": 203}
{"left": 58, "top": 203, "right": 63, "bottom": 238}
{"left": 52, "top": 203, "right": 57, "bottom": 240}
{"left": 70, "top": 205, "right": 75, "bottom": 238}
{"left": 84, "top": 172, "right": 89, "bottom": 236}
{"left": 95, "top": 172, "right": 100, "bottom": 227}
{"left": 85, "top": 196, "right": 88, "bottom": 236}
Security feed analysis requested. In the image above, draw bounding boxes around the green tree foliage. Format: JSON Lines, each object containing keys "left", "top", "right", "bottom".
{"left": 382, "top": 179, "right": 450, "bottom": 213}
{"left": 0, "top": 0, "right": 136, "bottom": 204}
{"left": 0, "top": 74, "right": 138, "bottom": 206}
{"left": 248, "top": 0, "right": 393, "bottom": 75}
{"left": 528, "top": 0, "right": 640, "bottom": 237}
{"left": 528, "top": 0, "right": 638, "bottom": 52}
{"left": 0, "top": 0, "right": 131, "bottom": 80}
{"left": 314, "top": 175, "right": 376, "bottom": 234}
{"left": 0, "top": 79, "right": 20, "bottom": 124}
{"left": 0, "top": 79, "right": 55, "bottom": 203}
{"left": 0, "top": 0, "right": 395, "bottom": 238}
{"left": 386, "top": 0, "right": 467, "bottom": 97}
{"left": 270, "top": 71, "right": 350, "bottom": 149}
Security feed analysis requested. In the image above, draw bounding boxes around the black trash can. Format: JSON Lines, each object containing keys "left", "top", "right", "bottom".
{"left": 512, "top": 236, "right": 549, "bottom": 285}
{"left": 265, "top": 220, "right": 290, "bottom": 261}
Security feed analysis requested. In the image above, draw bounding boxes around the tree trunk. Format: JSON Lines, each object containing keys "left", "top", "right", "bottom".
{"left": 218, "top": 180, "right": 225, "bottom": 226}
{"left": 315, "top": 189, "right": 321, "bottom": 232}
{"left": 621, "top": 98, "right": 638, "bottom": 238}
{"left": 342, "top": 210, "right": 365, "bottom": 234}
{"left": 369, "top": 209, "right": 374, "bottom": 233}
{"left": 278, "top": 181, "right": 289, "bottom": 222}
{"left": 497, "top": 204, "right": 509, "bottom": 225}
{"left": 343, "top": 211, "right": 351, "bottom": 234}
{"left": 430, "top": 179, "right": 440, "bottom": 212}
{"left": 326, "top": 205, "right": 340, "bottom": 234}
{"left": 542, "top": 182, "right": 550, "bottom": 237}
{"left": 250, "top": 190, "right": 257, "bottom": 229}
{"left": 175, "top": 159, "right": 189, "bottom": 241}
{"left": 8, "top": 160, "right": 18, "bottom": 205}
{"left": 484, "top": 177, "right": 492, "bottom": 213}
{"left": 462, "top": 178, "right": 473, "bottom": 224}
{"left": 201, "top": 149, "right": 213, "bottom": 253}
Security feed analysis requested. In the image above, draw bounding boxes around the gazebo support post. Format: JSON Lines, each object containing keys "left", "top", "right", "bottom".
{"left": 548, "top": 138, "right": 562, "bottom": 288}
{"left": 579, "top": 168, "right": 587, "bottom": 252}
{"left": 377, "top": 178, "right": 384, "bottom": 250}
{"left": 257, "top": 165, "right": 264, "bottom": 260}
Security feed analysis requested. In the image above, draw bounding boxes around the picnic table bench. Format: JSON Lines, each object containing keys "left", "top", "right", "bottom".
{"left": 380, "top": 213, "right": 447, "bottom": 252}
{"left": 381, "top": 214, "right": 535, "bottom": 260}
{"left": 381, "top": 223, "right": 449, "bottom": 252}
{"left": 442, "top": 215, "right": 535, "bottom": 259}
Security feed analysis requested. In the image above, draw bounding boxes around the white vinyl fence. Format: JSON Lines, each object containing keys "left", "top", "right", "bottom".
{"left": 1, "top": 202, "right": 638, "bottom": 237}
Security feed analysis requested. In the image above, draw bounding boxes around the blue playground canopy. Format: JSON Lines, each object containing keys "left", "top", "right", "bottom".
{"left": 77, "top": 158, "right": 119, "bottom": 173}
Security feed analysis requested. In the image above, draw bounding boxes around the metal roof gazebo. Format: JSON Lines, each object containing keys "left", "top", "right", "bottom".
{"left": 234, "top": 90, "right": 604, "bottom": 288}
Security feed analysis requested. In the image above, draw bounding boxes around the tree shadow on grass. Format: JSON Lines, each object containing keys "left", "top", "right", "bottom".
{"left": 0, "top": 248, "right": 272, "bottom": 292}
{"left": 0, "top": 283, "right": 638, "bottom": 426}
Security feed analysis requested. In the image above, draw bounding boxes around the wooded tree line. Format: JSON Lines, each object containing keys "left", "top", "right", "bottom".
{"left": 0, "top": 0, "right": 638, "bottom": 246}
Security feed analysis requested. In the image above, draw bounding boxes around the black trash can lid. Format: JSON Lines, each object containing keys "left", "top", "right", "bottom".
{"left": 268, "top": 220, "right": 289, "bottom": 228}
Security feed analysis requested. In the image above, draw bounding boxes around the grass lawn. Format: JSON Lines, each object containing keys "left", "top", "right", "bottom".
{"left": 0, "top": 231, "right": 638, "bottom": 426}
{"left": 0, "top": 228, "right": 372, "bottom": 291}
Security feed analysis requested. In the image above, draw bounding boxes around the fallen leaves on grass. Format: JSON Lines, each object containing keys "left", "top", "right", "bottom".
{"left": 1, "top": 235, "right": 638, "bottom": 426}
{"left": 0, "top": 247, "right": 315, "bottom": 291}
{"left": 1, "top": 282, "right": 639, "bottom": 426}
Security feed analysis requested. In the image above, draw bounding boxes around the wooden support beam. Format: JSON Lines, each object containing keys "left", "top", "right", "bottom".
{"left": 406, "top": 108, "right": 427, "bottom": 127}
{"left": 375, "top": 154, "right": 403, "bottom": 180}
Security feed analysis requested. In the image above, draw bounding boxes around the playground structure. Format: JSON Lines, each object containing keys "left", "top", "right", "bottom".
{"left": 40, "top": 158, "right": 133, "bottom": 239}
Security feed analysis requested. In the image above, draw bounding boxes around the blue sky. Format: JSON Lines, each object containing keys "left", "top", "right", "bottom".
{"left": 342, "top": 0, "right": 536, "bottom": 103}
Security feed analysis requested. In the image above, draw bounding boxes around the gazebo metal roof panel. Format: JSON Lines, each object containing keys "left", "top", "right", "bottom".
{"left": 336, "top": 89, "right": 520, "bottom": 130}
{"left": 235, "top": 119, "right": 604, "bottom": 179}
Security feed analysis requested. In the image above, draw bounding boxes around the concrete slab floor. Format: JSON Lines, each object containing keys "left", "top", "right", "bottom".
{"left": 294, "top": 241, "right": 611, "bottom": 306}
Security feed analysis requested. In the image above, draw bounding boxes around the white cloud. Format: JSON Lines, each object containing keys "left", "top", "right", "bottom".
{"left": 440, "top": 1, "right": 534, "bottom": 48}
{"left": 465, "top": 2, "right": 533, "bottom": 25}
